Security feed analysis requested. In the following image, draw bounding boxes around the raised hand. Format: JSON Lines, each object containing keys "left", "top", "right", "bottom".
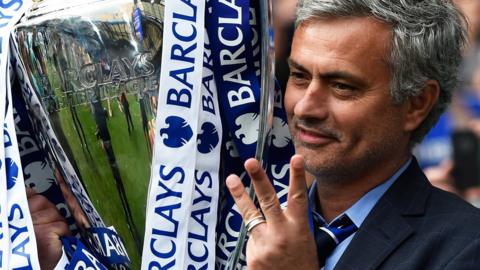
{"left": 27, "top": 188, "right": 71, "bottom": 270}
{"left": 226, "top": 154, "right": 319, "bottom": 269}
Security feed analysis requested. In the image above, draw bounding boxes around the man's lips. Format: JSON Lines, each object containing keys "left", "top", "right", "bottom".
{"left": 296, "top": 126, "right": 338, "bottom": 145}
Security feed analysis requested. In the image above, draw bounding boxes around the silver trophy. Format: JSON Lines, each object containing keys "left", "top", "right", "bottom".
{"left": 13, "top": 0, "right": 164, "bottom": 267}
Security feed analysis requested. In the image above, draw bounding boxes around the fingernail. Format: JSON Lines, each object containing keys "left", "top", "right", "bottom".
{"left": 292, "top": 155, "right": 304, "bottom": 169}
{"left": 226, "top": 175, "right": 238, "bottom": 189}
{"left": 251, "top": 162, "right": 260, "bottom": 173}
{"left": 245, "top": 158, "right": 260, "bottom": 173}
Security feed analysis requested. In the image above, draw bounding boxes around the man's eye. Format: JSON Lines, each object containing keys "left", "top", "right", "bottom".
{"left": 289, "top": 71, "right": 306, "bottom": 79}
{"left": 331, "top": 82, "right": 356, "bottom": 91}
{"left": 289, "top": 72, "right": 310, "bottom": 86}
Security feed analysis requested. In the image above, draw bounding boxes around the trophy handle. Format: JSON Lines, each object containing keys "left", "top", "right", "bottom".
{"left": 226, "top": 0, "right": 276, "bottom": 268}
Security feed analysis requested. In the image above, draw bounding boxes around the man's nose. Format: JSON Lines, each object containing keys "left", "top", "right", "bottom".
{"left": 293, "top": 81, "right": 329, "bottom": 120}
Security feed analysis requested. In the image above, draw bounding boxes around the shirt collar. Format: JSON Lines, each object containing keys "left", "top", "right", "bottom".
{"left": 309, "top": 157, "right": 412, "bottom": 228}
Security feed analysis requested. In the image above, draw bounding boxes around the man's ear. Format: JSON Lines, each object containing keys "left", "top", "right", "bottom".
{"left": 403, "top": 80, "right": 440, "bottom": 132}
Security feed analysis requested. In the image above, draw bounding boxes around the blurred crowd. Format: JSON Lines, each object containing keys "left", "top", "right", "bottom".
{"left": 274, "top": 0, "right": 480, "bottom": 207}
{"left": 415, "top": 0, "right": 480, "bottom": 207}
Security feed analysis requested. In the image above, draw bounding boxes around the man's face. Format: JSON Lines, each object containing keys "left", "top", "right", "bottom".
{"left": 285, "top": 17, "right": 411, "bottom": 183}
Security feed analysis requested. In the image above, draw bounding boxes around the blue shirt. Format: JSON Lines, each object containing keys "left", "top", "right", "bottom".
{"left": 309, "top": 158, "right": 412, "bottom": 270}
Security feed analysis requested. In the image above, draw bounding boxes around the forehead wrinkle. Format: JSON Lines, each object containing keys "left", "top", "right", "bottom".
{"left": 296, "top": 17, "right": 392, "bottom": 82}
{"left": 302, "top": 17, "right": 392, "bottom": 62}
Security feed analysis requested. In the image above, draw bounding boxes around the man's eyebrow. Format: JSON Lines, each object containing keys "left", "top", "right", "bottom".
{"left": 288, "top": 58, "right": 367, "bottom": 87}
{"left": 319, "top": 71, "right": 365, "bottom": 86}
{"left": 287, "top": 58, "right": 308, "bottom": 73}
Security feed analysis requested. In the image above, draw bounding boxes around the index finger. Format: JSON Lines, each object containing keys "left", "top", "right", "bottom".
{"left": 226, "top": 173, "right": 263, "bottom": 225}
{"left": 286, "top": 155, "right": 309, "bottom": 221}
{"left": 244, "top": 158, "right": 284, "bottom": 224}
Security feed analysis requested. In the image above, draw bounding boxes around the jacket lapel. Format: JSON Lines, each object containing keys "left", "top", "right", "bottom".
{"left": 334, "top": 158, "right": 432, "bottom": 269}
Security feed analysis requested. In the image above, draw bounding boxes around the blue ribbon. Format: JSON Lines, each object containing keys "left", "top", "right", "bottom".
{"left": 133, "top": 7, "right": 143, "bottom": 42}
{"left": 86, "top": 227, "right": 131, "bottom": 266}
{"left": 62, "top": 226, "right": 131, "bottom": 269}
{"left": 206, "top": 0, "right": 295, "bottom": 268}
{"left": 205, "top": 0, "right": 258, "bottom": 267}
{"left": 206, "top": 0, "right": 261, "bottom": 161}
{"left": 62, "top": 237, "right": 108, "bottom": 270}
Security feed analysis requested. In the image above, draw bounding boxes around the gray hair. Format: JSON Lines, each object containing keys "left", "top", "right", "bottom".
{"left": 296, "top": 0, "right": 467, "bottom": 145}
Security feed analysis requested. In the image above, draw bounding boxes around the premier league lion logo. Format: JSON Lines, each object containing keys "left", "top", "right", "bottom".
{"left": 225, "top": 136, "right": 240, "bottom": 158}
{"left": 234, "top": 113, "right": 259, "bottom": 145}
{"left": 23, "top": 161, "right": 57, "bottom": 193}
{"left": 160, "top": 116, "right": 193, "bottom": 148}
{"left": 197, "top": 122, "right": 219, "bottom": 154}
{"left": 271, "top": 116, "right": 292, "bottom": 148}
{"left": 6, "top": 158, "right": 19, "bottom": 190}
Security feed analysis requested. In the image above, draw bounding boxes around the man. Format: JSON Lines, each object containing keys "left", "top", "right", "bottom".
{"left": 226, "top": 0, "right": 480, "bottom": 269}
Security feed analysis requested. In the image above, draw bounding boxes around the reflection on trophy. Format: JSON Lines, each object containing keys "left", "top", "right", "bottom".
{"left": 13, "top": 0, "right": 164, "bottom": 267}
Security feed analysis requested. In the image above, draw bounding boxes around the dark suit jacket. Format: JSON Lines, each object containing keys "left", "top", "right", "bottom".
{"left": 335, "top": 158, "right": 480, "bottom": 270}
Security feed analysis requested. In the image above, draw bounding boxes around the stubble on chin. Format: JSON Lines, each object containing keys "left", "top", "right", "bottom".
{"left": 292, "top": 139, "right": 345, "bottom": 183}
{"left": 294, "top": 138, "right": 387, "bottom": 186}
